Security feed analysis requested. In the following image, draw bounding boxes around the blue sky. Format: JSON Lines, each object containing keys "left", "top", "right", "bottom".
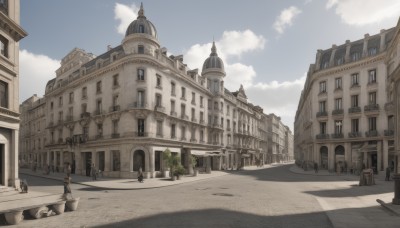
{"left": 19, "top": 0, "right": 400, "bottom": 130}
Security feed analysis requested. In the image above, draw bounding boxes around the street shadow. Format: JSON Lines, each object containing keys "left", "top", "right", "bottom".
{"left": 92, "top": 208, "right": 333, "bottom": 228}
{"left": 19, "top": 174, "right": 63, "bottom": 187}
{"left": 303, "top": 183, "right": 393, "bottom": 198}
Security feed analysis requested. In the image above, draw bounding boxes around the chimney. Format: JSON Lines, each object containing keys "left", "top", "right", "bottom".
{"left": 107, "top": 45, "right": 112, "bottom": 51}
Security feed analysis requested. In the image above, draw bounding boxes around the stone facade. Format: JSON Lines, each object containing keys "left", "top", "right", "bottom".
{"left": 295, "top": 25, "right": 397, "bottom": 174}
{"left": 266, "top": 114, "right": 293, "bottom": 163}
{"left": 19, "top": 5, "right": 293, "bottom": 178}
{"left": 0, "top": 0, "right": 27, "bottom": 187}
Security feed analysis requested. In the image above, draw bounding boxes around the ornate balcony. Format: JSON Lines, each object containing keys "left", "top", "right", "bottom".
{"left": 384, "top": 129, "right": 394, "bottom": 136}
{"left": 332, "top": 109, "right": 344, "bottom": 115}
{"left": 80, "top": 112, "right": 91, "bottom": 119}
{"left": 316, "top": 111, "right": 328, "bottom": 117}
{"left": 109, "top": 105, "right": 121, "bottom": 112}
{"left": 155, "top": 106, "right": 165, "bottom": 113}
{"left": 331, "top": 133, "right": 344, "bottom": 138}
{"left": 200, "top": 119, "right": 205, "bottom": 125}
{"left": 191, "top": 118, "right": 197, "bottom": 123}
{"left": 316, "top": 134, "right": 329, "bottom": 139}
{"left": 348, "top": 107, "right": 361, "bottom": 114}
{"left": 130, "top": 102, "right": 148, "bottom": 109}
{"left": 181, "top": 115, "right": 189, "bottom": 121}
{"left": 94, "top": 110, "right": 103, "bottom": 116}
{"left": 348, "top": 132, "right": 362, "bottom": 138}
{"left": 170, "top": 111, "right": 177, "bottom": 117}
{"left": 365, "top": 130, "right": 378, "bottom": 137}
{"left": 364, "top": 104, "right": 380, "bottom": 112}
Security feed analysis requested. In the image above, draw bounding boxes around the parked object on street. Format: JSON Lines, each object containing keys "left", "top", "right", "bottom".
{"left": 359, "top": 169, "right": 375, "bottom": 186}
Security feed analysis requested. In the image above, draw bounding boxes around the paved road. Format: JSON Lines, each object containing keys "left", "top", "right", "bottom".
{"left": 14, "top": 164, "right": 400, "bottom": 228}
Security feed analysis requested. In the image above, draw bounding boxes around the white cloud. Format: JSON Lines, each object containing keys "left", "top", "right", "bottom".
{"left": 19, "top": 49, "right": 60, "bottom": 102}
{"left": 273, "top": 6, "right": 302, "bottom": 34}
{"left": 326, "top": 0, "right": 400, "bottom": 26}
{"left": 114, "top": 3, "right": 139, "bottom": 35}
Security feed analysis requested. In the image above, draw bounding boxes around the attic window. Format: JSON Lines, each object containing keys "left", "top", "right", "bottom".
{"left": 139, "top": 25, "right": 145, "bottom": 33}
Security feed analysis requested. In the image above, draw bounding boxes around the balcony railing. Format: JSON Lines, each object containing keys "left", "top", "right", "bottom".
{"left": 155, "top": 106, "right": 165, "bottom": 113}
{"left": 366, "top": 130, "right": 378, "bottom": 137}
{"left": 48, "top": 121, "right": 54, "bottom": 127}
{"left": 348, "top": 132, "right": 362, "bottom": 138}
{"left": 191, "top": 118, "right": 197, "bottom": 123}
{"left": 111, "top": 133, "right": 120, "bottom": 138}
{"left": 109, "top": 105, "right": 121, "bottom": 112}
{"left": 384, "top": 129, "right": 394, "bottom": 136}
{"left": 332, "top": 109, "right": 344, "bottom": 115}
{"left": 364, "top": 104, "right": 380, "bottom": 112}
{"left": 331, "top": 133, "right": 344, "bottom": 138}
{"left": 190, "top": 138, "right": 197, "bottom": 143}
{"left": 181, "top": 115, "right": 189, "bottom": 121}
{"left": 94, "top": 110, "right": 104, "bottom": 115}
{"left": 316, "top": 111, "right": 328, "bottom": 117}
{"left": 66, "top": 115, "right": 73, "bottom": 122}
{"left": 134, "top": 132, "right": 148, "bottom": 137}
{"left": 316, "top": 134, "right": 329, "bottom": 139}
{"left": 348, "top": 107, "right": 361, "bottom": 113}
{"left": 200, "top": 119, "right": 205, "bottom": 125}
{"left": 80, "top": 112, "right": 91, "bottom": 119}
{"left": 58, "top": 138, "right": 64, "bottom": 144}
{"left": 170, "top": 111, "right": 177, "bottom": 117}
{"left": 95, "top": 134, "right": 103, "bottom": 140}
{"left": 131, "top": 102, "right": 148, "bottom": 109}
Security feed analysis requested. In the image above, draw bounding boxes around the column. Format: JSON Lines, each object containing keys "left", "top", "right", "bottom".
{"left": 52, "top": 151, "right": 57, "bottom": 169}
{"left": 345, "top": 142, "right": 351, "bottom": 172}
{"left": 377, "top": 141, "right": 382, "bottom": 172}
{"left": 46, "top": 151, "right": 50, "bottom": 166}
{"left": 60, "top": 151, "right": 64, "bottom": 171}
{"left": 104, "top": 149, "right": 111, "bottom": 173}
{"left": 328, "top": 144, "right": 335, "bottom": 172}
{"left": 74, "top": 149, "right": 82, "bottom": 175}
{"left": 383, "top": 139, "right": 389, "bottom": 171}
{"left": 149, "top": 149, "right": 154, "bottom": 178}
{"left": 11, "top": 130, "right": 19, "bottom": 187}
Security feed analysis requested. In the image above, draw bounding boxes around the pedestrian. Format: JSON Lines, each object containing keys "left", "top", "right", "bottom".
{"left": 86, "top": 162, "right": 91, "bottom": 176}
{"left": 71, "top": 160, "right": 76, "bottom": 174}
{"left": 91, "top": 163, "right": 97, "bottom": 181}
{"left": 66, "top": 162, "right": 71, "bottom": 177}
{"left": 138, "top": 167, "right": 144, "bottom": 183}
{"left": 385, "top": 167, "right": 391, "bottom": 181}
{"left": 314, "top": 162, "right": 319, "bottom": 173}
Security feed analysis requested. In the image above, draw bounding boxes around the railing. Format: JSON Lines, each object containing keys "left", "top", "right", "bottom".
{"left": 316, "top": 111, "right": 328, "bottom": 117}
{"left": 170, "top": 111, "right": 177, "bottom": 117}
{"left": 130, "top": 102, "right": 148, "bottom": 109}
{"left": 200, "top": 119, "right": 205, "bottom": 125}
{"left": 109, "top": 105, "right": 121, "bottom": 112}
{"left": 384, "top": 129, "right": 394, "bottom": 136}
{"left": 94, "top": 110, "right": 103, "bottom": 115}
{"left": 191, "top": 118, "right": 197, "bottom": 123}
{"left": 316, "top": 134, "right": 329, "bottom": 139}
{"left": 48, "top": 121, "right": 54, "bottom": 127}
{"left": 111, "top": 133, "right": 120, "bottom": 138}
{"left": 80, "top": 112, "right": 91, "bottom": 119}
{"left": 348, "top": 132, "right": 362, "bottom": 138}
{"left": 181, "top": 115, "right": 189, "bottom": 120}
{"left": 134, "top": 132, "right": 148, "bottom": 137}
{"left": 332, "top": 109, "right": 344, "bottom": 115}
{"left": 348, "top": 107, "right": 361, "bottom": 113}
{"left": 365, "top": 130, "right": 378, "bottom": 137}
{"left": 95, "top": 134, "right": 103, "bottom": 140}
{"left": 364, "top": 104, "right": 380, "bottom": 112}
{"left": 331, "top": 133, "right": 344, "bottom": 138}
{"left": 155, "top": 106, "right": 165, "bottom": 113}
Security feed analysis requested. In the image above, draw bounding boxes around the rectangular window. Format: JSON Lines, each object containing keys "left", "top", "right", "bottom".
{"left": 368, "top": 48, "right": 377, "bottom": 56}
{"left": 138, "top": 45, "right": 144, "bottom": 54}
{"left": 181, "top": 87, "right": 186, "bottom": 99}
{"left": 156, "top": 120, "right": 162, "bottom": 136}
{"left": 69, "top": 92, "right": 74, "bottom": 103}
{"left": 137, "top": 91, "right": 145, "bottom": 107}
{"left": 208, "top": 99, "right": 212, "bottom": 109}
{"left": 351, "top": 95, "right": 359, "bottom": 107}
{"left": 156, "top": 74, "right": 161, "bottom": 87}
{"left": 181, "top": 104, "right": 186, "bottom": 118}
{"left": 0, "top": 35, "right": 8, "bottom": 57}
{"left": 351, "top": 73, "right": 359, "bottom": 86}
{"left": 171, "top": 124, "right": 176, "bottom": 138}
{"left": 191, "top": 108, "right": 195, "bottom": 120}
{"left": 351, "top": 119, "right": 359, "bottom": 132}
{"left": 200, "top": 130, "right": 204, "bottom": 142}
{"left": 319, "top": 101, "right": 326, "bottom": 112}
{"left": 200, "top": 111, "right": 204, "bottom": 122}
{"left": 200, "top": 96, "right": 204, "bottom": 107}
{"left": 171, "top": 100, "right": 175, "bottom": 112}
{"left": 320, "top": 122, "right": 326, "bottom": 134}
{"left": 0, "top": 81, "right": 8, "bottom": 108}
{"left": 81, "top": 103, "right": 87, "bottom": 114}
{"left": 96, "top": 99, "right": 102, "bottom": 114}
{"left": 369, "top": 92, "right": 376, "bottom": 104}
{"left": 368, "top": 117, "right": 377, "bottom": 131}
{"left": 319, "top": 81, "right": 326, "bottom": 93}
{"left": 227, "top": 105, "right": 230, "bottom": 115}
{"left": 335, "top": 77, "right": 342, "bottom": 89}
{"left": 334, "top": 120, "right": 342, "bottom": 134}
{"left": 368, "top": 69, "right": 376, "bottom": 83}
{"left": 96, "top": 81, "right": 102, "bottom": 94}
{"left": 82, "top": 87, "right": 87, "bottom": 99}
{"left": 351, "top": 52, "right": 360, "bottom": 61}
{"left": 171, "top": 82, "right": 176, "bottom": 96}
{"left": 112, "top": 151, "right": 121, "bottom": 171}
{"left": 113, "top": 74, "right": 119, "bottom": 87}
{"left": 335, "top": 98, "right": 342, "bottom": 110}
{"left": 113, "top": 120, "right": 119, "bottom": 134}
{"left": 155, "top": 94, "right": 162, "bottom": 107}
{"left": 137, "top": 119, "right": 145, "bottom": 136}
{"left": 191, "top": 92, "right": 195, "bottom": 104}
{"left": 181, "top": 126, "right": 186, "bottom": 140}
{"left": 137, "top": 69, "right": 145, "bottom": 80}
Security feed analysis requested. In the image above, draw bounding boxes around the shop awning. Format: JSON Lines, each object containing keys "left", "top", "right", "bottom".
{"left": 191, "top": 150, "right": 221, "bottom": 157}
{"left": 153, "top": 147, "right": 181, "bottom": 153}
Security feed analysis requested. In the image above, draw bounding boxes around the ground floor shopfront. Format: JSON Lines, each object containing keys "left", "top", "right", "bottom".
{"left": 36, "top": 143, "right": 267, "bottom": 179}
{"left": 297, "top": 139, "right": 396, "bottom": 174}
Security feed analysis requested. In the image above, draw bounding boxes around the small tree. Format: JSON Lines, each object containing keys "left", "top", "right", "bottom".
{"left": 163, "top": 149, "right": 181, "bottom": 179}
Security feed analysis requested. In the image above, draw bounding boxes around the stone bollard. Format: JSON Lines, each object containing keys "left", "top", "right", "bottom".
{"left": 393, "top": 174, "right": 400, "bottom": 205}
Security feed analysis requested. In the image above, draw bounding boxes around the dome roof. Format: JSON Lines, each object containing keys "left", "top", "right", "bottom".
{"left": 202, "top": 42, "right": 224, "bottom": 72}
{"left": 125, "top": 3, "right": 158, "bottom": 39}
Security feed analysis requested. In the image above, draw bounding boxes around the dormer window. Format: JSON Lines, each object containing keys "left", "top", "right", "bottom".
{"left": 138, "top": 45, "right": 144, "bottom": 54}
{"left": 351, "top": 52, "right": 360, "bottom": 61}
{"left": 368, "top": 47, "right": 377, "bottom": 56}
{"left": 139, "top": 25, "right": 145, "bottom": 33}
{"left": 322, "top": 61, "right": 329, "bottom": 69}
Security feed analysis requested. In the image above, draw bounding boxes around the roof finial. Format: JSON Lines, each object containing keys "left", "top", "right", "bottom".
{"left": 138, "top": 2, "right": 145, "bottom": 18}
{"left": 211, "top": 40, "right": 217, "bottom": 56}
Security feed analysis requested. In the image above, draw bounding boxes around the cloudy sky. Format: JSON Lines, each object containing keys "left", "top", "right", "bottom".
{"left": 19, "top": 0, "right": 400, "bottom": 130}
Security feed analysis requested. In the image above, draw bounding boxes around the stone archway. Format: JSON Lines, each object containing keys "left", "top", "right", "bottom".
{"left": 320, "top": 146, "right": 328, "bottom": 169}
{"left": 133, "top": 150, "right": 145, "bottom": 171}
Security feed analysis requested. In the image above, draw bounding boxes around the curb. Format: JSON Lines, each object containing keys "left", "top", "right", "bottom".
{"left": 376, "top": 199, "right": 400, "bottom": 216}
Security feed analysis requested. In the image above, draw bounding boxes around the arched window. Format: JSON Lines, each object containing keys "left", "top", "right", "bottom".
{"left": 138, "top": 25, "right": 145, "bottom": 33}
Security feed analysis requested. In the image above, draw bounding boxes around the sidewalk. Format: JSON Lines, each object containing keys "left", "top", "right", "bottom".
{"left": 289, "top": 165, "right": 400, "bottom": 221}
{"left": 20, "top": 164, "right": 282, "bottom": 190}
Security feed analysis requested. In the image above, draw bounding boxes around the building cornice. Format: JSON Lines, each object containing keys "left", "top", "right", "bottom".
{"left": 0, "top": 12, "right": 28, "bottom": 41}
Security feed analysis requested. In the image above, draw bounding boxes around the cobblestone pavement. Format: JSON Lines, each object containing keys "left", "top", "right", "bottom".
{"left": 11, "top": 164, "right": 400, "bottom": 228}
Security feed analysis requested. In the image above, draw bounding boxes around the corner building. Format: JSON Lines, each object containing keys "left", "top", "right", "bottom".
{"left": 295, "top": 26, "right": 397, "bottom": 174}
{"left": 0, "top": 0, "right": 27, "bottom": 187}
{"left": 23, "top": 5, "right": 288, "bottom": 178}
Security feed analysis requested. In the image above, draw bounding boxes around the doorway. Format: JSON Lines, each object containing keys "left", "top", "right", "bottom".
{"left": 371, "top": 153, "right": 378, "bottom": 174}
{"left": 320, "top": 146, "right": 328, "bottom": 169}
{"left": 133, "top": 150, "right": 145, "bottom": 171}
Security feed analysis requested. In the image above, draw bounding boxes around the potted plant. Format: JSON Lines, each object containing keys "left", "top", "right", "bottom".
{"left": 174, "top": 164, "right": 185, "bottom": 180}
{"left": 190, "top": 155, "right": 198, "bottom": 176}
{"left": 163, "top": 149, "right": 181, "bottom": 181}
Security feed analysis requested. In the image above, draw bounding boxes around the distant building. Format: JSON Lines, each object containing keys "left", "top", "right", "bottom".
{"left": 267, "top": 114, "right": 293, "bottom": 163}
{"left": 0, "top": 0, "right": 27, "bottom": 187}
{"left": 295, "top": 23, "right": 397, "bottom": 173}
{"left": 19, "top": 4, "right": 292, "bottom": 178}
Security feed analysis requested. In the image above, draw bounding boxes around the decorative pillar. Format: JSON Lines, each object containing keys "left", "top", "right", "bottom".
{"left": 149, "top": 148, "right": 154, "bottom": 178}
{"left": 104, "top": 149, "right": 111, "bottom": 173}
{"left": 11, "top": 130, "right": 19, "bottom": 188}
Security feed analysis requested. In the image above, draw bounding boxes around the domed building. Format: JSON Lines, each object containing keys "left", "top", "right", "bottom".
{"left": 19, "top": 4, "right": 293, "bottom": 179}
